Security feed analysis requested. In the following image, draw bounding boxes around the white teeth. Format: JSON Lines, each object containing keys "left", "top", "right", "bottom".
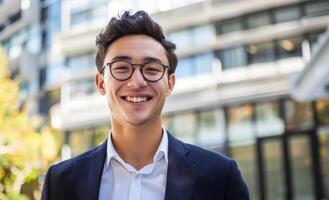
{"left": 125, "top": 96, "right": 147, "bottom": 103}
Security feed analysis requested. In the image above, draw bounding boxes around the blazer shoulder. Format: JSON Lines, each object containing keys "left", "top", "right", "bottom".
{"left": 41, "top": 141, "right": 107, "bottom": 200}
{"left": 49, "top": 140, "right": 107, "bottom": 175}
{"left": 167, "top": 133, "right": 250, "bottom": 199}
{"left": 183, "top": 142, "right": 241, "bottom": 180}
{"left": 168, "top": 132, "right": 233, "bottom": 169}
{"left": 185, "top": 143, "right": 232, "bottom": 165}
{"left": 185, "top": 143, "right": 249, "bottom": 199}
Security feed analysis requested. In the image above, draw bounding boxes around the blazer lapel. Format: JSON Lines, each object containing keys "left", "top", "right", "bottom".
{"left": 75, "top": 140, "right": 107, "bottom": 200}
{"left": 165, "top": 133, "right": 197, "bottom": 200}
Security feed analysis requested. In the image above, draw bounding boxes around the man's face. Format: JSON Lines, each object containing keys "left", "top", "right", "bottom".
{"left": 96, "top": 34, "right": 175, "bottom": 126}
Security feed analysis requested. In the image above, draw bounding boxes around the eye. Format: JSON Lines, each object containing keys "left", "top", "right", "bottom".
{"left": 143, "top": 63, "right": 163, "bottom": 74}
{"left": 116, "top": 66, "right": 130, "bottom": 71}
{"left": 112, "top": 62, "right": 131, "bottom": 73}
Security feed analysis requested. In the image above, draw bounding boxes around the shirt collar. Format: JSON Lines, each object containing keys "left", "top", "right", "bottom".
{"left": 105, "top": 126, "right": 169, "bottom": 169}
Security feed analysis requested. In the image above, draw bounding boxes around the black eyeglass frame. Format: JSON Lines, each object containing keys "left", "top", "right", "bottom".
{"left": 101, "top": 60, "right": 169, "bottom": 82}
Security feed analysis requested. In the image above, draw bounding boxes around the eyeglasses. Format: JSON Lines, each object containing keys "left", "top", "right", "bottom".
{"left": 102, "top": 60, "right": 169, "bottom": 82}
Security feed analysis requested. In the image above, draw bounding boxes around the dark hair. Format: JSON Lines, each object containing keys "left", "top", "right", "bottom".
{"left": 95, "top": 10, "right": 177, "bottom": 74}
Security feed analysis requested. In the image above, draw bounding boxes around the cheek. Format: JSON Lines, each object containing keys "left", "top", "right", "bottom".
{"left": 104, "top": 80, "right": 115, "bottom": 98}
{"left": 153, "top": 82, "right": 169, "bottom": 97}
{"left": 160, "top": 79, "right": 170, "bottom": 92}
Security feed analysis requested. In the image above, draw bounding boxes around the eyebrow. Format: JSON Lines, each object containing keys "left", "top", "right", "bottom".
{"left": 110, "top": 55, "right": 163, "bottom": 63}
{"left": 143, "top": 57, "right": 162, "bottom": 63}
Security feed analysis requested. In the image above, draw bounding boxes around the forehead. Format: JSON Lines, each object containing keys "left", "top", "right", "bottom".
{"left": 105, "top": 35, "right": 168, "bottom": 63}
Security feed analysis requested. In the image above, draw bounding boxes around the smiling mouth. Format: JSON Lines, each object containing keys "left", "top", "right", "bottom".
{"left": 123, "top": 96, "right": 151, "bottom": 103}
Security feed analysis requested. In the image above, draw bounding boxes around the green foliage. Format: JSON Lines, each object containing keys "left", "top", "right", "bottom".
{"left": 0, "top": 45, "right": 61, "bottom": 199}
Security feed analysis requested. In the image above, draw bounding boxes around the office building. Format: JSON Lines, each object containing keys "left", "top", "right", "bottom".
{"left": 50, "top": 0, "right": 329, "bottom": 199}
{"left": 0, "top": 0, "right": 61, "bottom": 123}
{"left": 0, "top": 0, "right": 41, "bottom": 115}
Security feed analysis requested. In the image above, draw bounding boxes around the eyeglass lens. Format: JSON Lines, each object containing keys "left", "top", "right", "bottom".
{"left": 110, "top": 61, "right": 165, "bottom": 81}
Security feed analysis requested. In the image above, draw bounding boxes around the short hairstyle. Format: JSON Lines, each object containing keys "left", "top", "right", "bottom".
{"left": 95, "top": 10, "right": 177, "bottom": 75}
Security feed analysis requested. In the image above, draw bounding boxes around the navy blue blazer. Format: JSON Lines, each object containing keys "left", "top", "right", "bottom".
{"left": 41, "top": 133, "right": 249, "bottom": 200}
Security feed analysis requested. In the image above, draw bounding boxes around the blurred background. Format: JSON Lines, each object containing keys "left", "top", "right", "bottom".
{"left": 0, "top": 0, "right": 329, "bottom": 199}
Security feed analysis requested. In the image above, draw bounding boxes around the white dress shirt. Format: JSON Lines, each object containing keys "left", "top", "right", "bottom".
{"left": 99, "top": 128, "right": 168, "bottom": 200}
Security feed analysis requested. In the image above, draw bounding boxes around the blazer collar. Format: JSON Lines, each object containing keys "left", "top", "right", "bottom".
{"left": 75, "top": 140, "right": 107, "bottom": 200}
{"left": 74, "top": 132, "right": 198, "bottom": 200}
{"left": 165, "top": 132, "right": 198, "bottom": 200}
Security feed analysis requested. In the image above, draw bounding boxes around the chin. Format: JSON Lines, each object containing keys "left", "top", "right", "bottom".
{"left": 125, "top": 113, "right": 161, "bottom": 126}
{"left": 124, "top": 116, "right": 150, "bottom": 126}
{"left": 126, "top": 120, "right": 149, "bottom": 126}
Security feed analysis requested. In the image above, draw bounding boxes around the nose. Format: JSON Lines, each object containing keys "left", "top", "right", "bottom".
{"left": 126, "top": 67, "right": 147, "bottom": 88}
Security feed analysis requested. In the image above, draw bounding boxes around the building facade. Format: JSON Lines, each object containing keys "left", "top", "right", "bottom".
{"left": 0, "top": 0, "right": 61, "bottom": 124}
{"left": 0, "top": 0, "right": 42, "bottom": 115}
{"left": 44, "top": 0, "right": 329, "bottom": 199}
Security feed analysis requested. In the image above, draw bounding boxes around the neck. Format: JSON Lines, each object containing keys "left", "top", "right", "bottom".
{"left": 110, "top": 117, "right": 163, "bottom": 170}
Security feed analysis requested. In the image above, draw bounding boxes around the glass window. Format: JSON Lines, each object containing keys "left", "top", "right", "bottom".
{"left": 46, "top": 63, "right": 65, "bottom": 86}
{"left": 70, "top": 3, "right": 107, "bottom": 27}
{"left": 247, "top": 42, "right": 275, "bottom": 64}
{"left": 246, "top": 11, "right": 272, "bottom": 29}
{"left": 27, "top": 24, "right": 42, "bottom": 54}
{"left": 198, "top": 109, "right": 225, "bottom": 146}
{"left": 192, "top": 24, "right": 215, "bottom": 46}
{"left": 71, "top": 9, "right": 90, "bottom": 26}
{"left": 195, "top": 53, "right": 214, "bottom": 74}
{"left": 256, "top": 102, "right": 284, "bottom": 136}
{"left": 170, "top": 112, "right": 197, "bottom": 144}
{"left": 168, "top": 29, "right": 193, "bottom": 50}
{"left": 219, "top": 46, "right": 247, "bottom": 69}
{"left": 274, "top": 6, "right": 301, "bottom": 23}
{"left": 169, "top": 24, "right": 215, "bottom": 49}
{"left": 67, "top": 52, "right": 94, "bottom": 71}
{"left": 176, "top": 57, "right": 194, "bottom": 78}
{"left": 230, "top": 142, "right": 258, "bottom": 200}
{"left": 227, "top": 104, "right": 255, "bottom": 142}
{"left": 277, "top": 37, "right": 303, "bottom": 59}
{"left": 218, "top": 17, "right": 244, "bottom": 34}
{"left": 70, "top": 79, "right": 96, "bottom": 98}
{"left": 285, "top": 100, "right": 313, "bottom": 130}
{"left": 318, "top": 127, "right": 329, "bottom": 199}
{"left": 316, "top": 98, "right": 329, "bottom": 124}
{"left": 262, "top": 139, "right": 285, "bottom": 200}
{"left": 44, "top": 0, "right": 61, "bottom": 48}
{"left": 289, "top": 135, "right": 315, "bottom": 199}
{"left": 304, "top": 1, "right": 329, "bottom": 18}
{"left": 176, "top": 53, "right": 215, "bottom": 78}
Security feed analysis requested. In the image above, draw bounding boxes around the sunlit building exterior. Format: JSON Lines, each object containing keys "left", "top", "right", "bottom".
{"left": 0, "top": 0, "right": 61, "bottom": 122}
{"left": 0, "top": 0, "right": 42, "bottom": 115}
{"left": 291, "top": 27, "right": 329, "bottom": 101}
{"left": 46, "top": 0, "right": 329, "bottom": 199}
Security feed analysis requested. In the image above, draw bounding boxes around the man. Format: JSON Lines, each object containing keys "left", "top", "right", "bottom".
{"left": 41, "top": 10, "right": 249, "bottom": 200}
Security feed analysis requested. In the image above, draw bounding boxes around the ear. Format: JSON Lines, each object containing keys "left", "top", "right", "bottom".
{"left": 167, "top": 74, "right": 175, "bottom": 96}
{"left": 96, "top": 73, "right": 106, "bottom": 95}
